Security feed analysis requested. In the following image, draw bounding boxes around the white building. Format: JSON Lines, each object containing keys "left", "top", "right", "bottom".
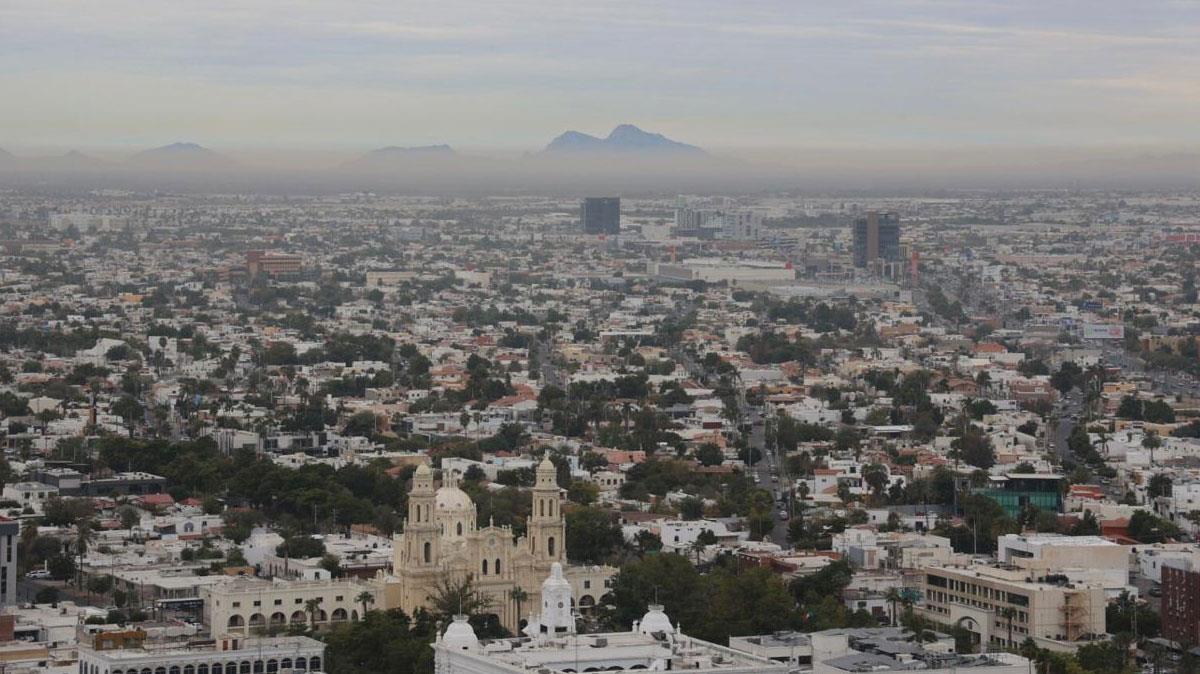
{"left": 78, "top": 634, "right": 324, "bottom": 674}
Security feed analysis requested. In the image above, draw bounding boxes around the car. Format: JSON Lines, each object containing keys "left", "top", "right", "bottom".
{"left": 778, "top": 510, "right": 788, "bottom": 520}
{"left": 1149, "top": 585, "right": 1162, "bottom": 597}
{"left": 25, "top": 570, "right": 51, "bottom": 580}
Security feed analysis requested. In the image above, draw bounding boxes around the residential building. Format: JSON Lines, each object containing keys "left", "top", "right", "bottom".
{"left": 1163, "top": 559, "right": 1200, "bottom": 646}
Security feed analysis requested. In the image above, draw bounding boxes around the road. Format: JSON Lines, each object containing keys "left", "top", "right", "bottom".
{"left": 746, "top": 408, "right": 791, "bottom": 545}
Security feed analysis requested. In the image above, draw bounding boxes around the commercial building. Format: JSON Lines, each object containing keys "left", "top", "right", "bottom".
{"left": 853, "top": 211, "right": 901, "bottom": 268}
{"left": 581, "top": 197, "right": 620, "bottom": 236}
{"left": 674, "top": 206, "right": 762, "bottom": 240}
{"left": 78, "top": 632, "right": 325, "bottom": 674}
{"left": 920, "top": 564, "right": 1106, "bottom": 652}
{"left": 997, "top": 534, "right": 1130, "bottom": 598}
{"left": 973, "top": 473, "right": 1064, "bottom": 519}
{"left": 245, "top": 250, "right": 303, "bottom": 278}
{"left": 648, "top": 258, "right": 795, "bottom": 285}
{"left": 201, "top": 577, "right": 372, "bottom": 635}
{"left": 729, "top": 627, "right": 1030, "bottom": 674}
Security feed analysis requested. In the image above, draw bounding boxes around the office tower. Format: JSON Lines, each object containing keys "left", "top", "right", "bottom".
{"left": 853, "top": 211, "right": 900, "bottom": 267}
{"left": 580, "top": 197, "right": 620, "bottom": 235}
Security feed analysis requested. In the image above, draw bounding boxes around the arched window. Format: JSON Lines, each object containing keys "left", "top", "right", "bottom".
{"left": 456, "top": 522, "right": 463, "bottom": 536}
{"left": 539, "top": 500, "right": 545, "bottom": 517}
{"left": 548, "top": 536, "right": 556, "bottom": 557}
{"left": 495, "top": 558, "right": 502, "bottom": 574}
{"left": 309, "top": 657, "right": 321, "bottom": 671}
{"left": 228, "top": 615, "right": 244, "bottom": 628}
{"left": 423, "top": 541, "right": 431, "bottom": 563}
{"left": 184, "top": 665, "right": 195, "bottom": 674}
{"left": 290, "top": 611, "right": 307, "bottom": 624}
{"left": 331, "top": 608, "right": 348, "bottom": 622}
{"left": 482, "top": 559, "right": 489, "bottom": 575}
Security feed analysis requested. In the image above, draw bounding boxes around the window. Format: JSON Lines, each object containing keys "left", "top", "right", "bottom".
{"left": 548, "top": 537, "right": 556, "bottom": 557}
{"left": 423, "top": 542, "right": 431, "bottom": 563}
{"left": 482, "top": 560, "right": 489, "bottom": 575}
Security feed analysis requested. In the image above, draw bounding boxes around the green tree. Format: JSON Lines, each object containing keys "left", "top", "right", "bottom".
{"left": 565, "top": 507, "right": 625, "bottom": 564}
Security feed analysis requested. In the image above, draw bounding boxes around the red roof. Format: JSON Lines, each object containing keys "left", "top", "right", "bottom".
{"left": 138, "top": 493, "right": 175, "bottom": 506}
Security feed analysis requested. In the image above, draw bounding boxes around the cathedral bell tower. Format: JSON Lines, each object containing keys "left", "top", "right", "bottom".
{"left": 529, "top": 457, "right": 564, "bottom": 563}
{"left": 405, "top": 463, "right": 439, "bottom": 568}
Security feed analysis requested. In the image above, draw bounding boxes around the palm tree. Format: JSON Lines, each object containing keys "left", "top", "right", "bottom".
{"left": 355, "top": 591, "right": 374, "bottom": 619}
{"left": 304, "top": 597, "right": 323, "bottom": 630}
{"left": 74, "top": 519, "right": 95, "bottom": 590}
{"left": 885, "top": 588, "right": 902, "bottom": 626}
{"left": 509, "top": 587, "right": 529, "bottom": 627}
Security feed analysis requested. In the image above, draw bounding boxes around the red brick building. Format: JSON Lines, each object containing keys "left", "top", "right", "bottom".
{"left": 1163, "top": 563, "right": 1200, "bottom": 645}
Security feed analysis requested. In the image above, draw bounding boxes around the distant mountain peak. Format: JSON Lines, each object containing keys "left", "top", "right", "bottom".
{"left": 369, "top": 144, "right": 456, "bottom": 156}
{"left": 343, "top": 144, "right": 463, "bottom": 171}
{"left": 542, "top": 125, "right": 704, "bottom": 155}
{"left": 127, "top": 142, "right": 234, "bottom": 169}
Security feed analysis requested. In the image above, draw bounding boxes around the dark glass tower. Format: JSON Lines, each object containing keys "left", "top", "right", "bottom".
{"left": 853, "top": 211, "right": 900, "bottom": 267}
{"left": 581, "top": 197, "right": 620, "bottom": 235}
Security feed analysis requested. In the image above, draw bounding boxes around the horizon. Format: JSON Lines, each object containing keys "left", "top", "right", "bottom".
{"left": 4, "top": 1, "right": 1200, "bottom": 157}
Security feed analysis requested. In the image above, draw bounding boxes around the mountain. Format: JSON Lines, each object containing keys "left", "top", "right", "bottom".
{"left": 126, "top": 142, "right": 236, "bottom": 171}
{"left": 29, "top": 150, "right": 110, "bottom": 171}
{"left": 368, "top": 144, "right": 456, "bottom": 158}
{"left": 343, "top": 144, "right": 460, "bottom": 170}
{"left": 542, "top": 124, "right": 705, "bottom": 156}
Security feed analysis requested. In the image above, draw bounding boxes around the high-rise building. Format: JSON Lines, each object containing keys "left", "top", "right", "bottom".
{"left": 0, "top": 517, "right": 16, "bottom": 608}
{"left": 853, "top": 211, "right": 900, "bottom": 267}
{"left": 580, "top": 197, "right": 620, "bottom": 235}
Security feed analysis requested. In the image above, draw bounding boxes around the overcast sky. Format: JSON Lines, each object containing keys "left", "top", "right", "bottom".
{"left": 3, "top": 0, "right": 1199, "bottom": 154}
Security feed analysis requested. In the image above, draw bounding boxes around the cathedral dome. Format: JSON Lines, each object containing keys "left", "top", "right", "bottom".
{"left": 435, "top": 485, "right": 474, "bottom": 514}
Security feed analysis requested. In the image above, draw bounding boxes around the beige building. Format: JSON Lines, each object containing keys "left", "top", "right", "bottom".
{"left": 920, "top": 564, "right": 1106, "bottom": 652}
{"left": 202, "top": 577, "right": 373, "bottom": 634}
{"left": 376, "top": 458, "right": 615, "bottom": 631}
{"left": 997, "top": 534, "right": 1131, "bottom": 598}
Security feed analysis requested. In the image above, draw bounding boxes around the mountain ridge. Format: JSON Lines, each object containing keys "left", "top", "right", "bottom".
{"left": 542, "top": 124, "right": 705, "bottom": 155}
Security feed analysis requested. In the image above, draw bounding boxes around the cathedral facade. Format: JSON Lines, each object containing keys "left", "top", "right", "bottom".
{"left": 376, "top": 457, "right": 613, "bottom": 631}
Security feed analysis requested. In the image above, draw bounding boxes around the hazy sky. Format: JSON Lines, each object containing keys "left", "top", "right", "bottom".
{"left": 3, "top": 0, "right": 1199, "bottom": 153}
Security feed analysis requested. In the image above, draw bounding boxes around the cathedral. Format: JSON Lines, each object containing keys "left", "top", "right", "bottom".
{"left": 376, "top": 457, "right": 614, "bottom": 631}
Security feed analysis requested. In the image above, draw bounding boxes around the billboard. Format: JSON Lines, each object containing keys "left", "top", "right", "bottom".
{"left": 1082, "top": 323, "right": 1125, "bottom": 340}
